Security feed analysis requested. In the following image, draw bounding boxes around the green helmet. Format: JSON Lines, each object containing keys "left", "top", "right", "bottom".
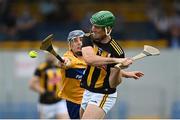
{"left": 90, "top": 11, "right": 115, "bottom": 28}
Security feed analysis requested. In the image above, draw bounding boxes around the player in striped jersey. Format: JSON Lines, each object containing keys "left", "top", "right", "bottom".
{"left": 80, "top": 11, "right": 144, "bottom": 119}
{"left": 29, "top": 53, "right": 69, "bottom": 119}
{"left": 57, "top": 30, "right": 86, "bottom": 119}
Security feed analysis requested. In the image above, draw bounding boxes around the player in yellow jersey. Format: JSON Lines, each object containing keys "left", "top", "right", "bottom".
{"left": 29, "top": 53, "right": 69, "bottom": 119}
{"left": 80, "top": 11, "right": 144, "bottom": 119}
{"left": 57, "top": 30, "right": 86, "bottom": 119}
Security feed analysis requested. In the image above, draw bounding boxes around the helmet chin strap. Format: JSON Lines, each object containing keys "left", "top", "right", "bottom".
{"left": 105, "top": 27, "right": 112, "bottom": 36}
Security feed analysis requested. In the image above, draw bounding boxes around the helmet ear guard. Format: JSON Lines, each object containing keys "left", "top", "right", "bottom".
{"left": 105, "top": 27, "right": 112, "bottom": 36}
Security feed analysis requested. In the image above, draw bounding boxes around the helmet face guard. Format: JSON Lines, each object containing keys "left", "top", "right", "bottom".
{"left": 67, "top": 30, "right": 85, "bottom": 42}
{"left": 90, "top": 11, "right": 115, "bottom": 28}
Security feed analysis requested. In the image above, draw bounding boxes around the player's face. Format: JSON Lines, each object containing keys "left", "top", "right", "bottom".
{"left": 91, "top": 25, "right": 106, "bottom": 41}
{"left": 70, "top": 37, "right": 83, "bottom": 55}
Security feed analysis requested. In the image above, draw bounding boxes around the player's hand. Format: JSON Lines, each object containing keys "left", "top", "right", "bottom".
{"left": 125, "top": 71, "right": 144, "bottom": 79}
{"left": 58, "top": 57, "right": 71, "bottom": 68}
{"left": 116, "top": 58, "right": 133, "bottom": 69}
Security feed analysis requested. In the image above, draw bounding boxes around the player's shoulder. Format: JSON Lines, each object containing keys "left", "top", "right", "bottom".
{"left": 84, "top": 33, "right": 91, "bottom": 37}
{"left": 110, "top": 39, "right": 123, "bottom": 48}
{"left": 64, "top": 50, "right": 74, "bottom": 57}
{"left": 37, "top": 62, "right": 47, "bottom": 70}
{"left": 110, "top": 39, "right": 120, "bottom": 45}
{"left": 110, "top": 39, "right": 125, "bottom": 57}
{"left": 83, "top": 33, "right": 92, "bottom": 40}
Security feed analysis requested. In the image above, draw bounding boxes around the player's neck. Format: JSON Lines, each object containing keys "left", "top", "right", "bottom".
{"left": 73, "top": 51, "right": 83, "bottom": 58}
{"left": 101, "top": 35, "right": 111, "bottom": 44}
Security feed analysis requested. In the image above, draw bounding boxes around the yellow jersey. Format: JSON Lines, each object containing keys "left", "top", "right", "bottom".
{"left": 57, "top": 51, "right": 86, "bottom": 104}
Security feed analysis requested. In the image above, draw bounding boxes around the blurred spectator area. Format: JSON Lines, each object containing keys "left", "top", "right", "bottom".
{"left": 0, "top": 0, "right": 176, "bottom": 48}
{"left": 0, "top": 39, "right": 167, "bottom": 50}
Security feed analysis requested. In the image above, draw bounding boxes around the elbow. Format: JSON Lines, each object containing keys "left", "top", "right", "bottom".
{"left": 83, "top": 56, "right": 95, "bottom": 65}
{"left": 117, "top": 78, "right": 122, "bottom": 85}
{"left": 110, "top": 78, "right": 122, "bottom": 88}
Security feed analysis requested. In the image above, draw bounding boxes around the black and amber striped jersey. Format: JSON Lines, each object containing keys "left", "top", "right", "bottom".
{"left": 81, "top": 36, "right": 125, "bottom": 94}
{"left": 34, "top": 62, "right": 62, "bottom": 104}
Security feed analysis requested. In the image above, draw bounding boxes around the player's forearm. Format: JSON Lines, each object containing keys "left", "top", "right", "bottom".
{"left": 109, "top": 67, "right": 122, "bottom": 88}
{"left": 83, "top": 55, "right": 120, "bottom": 66}
{"left": 34, "top": 86, "right": 45, "bottom": 94}
{"left": 82, "top": 47, "right": 123, "bottom": 66}
{"left": 121, "top": 70, "right": 131, "bottom": 78}
{"left": 30, "top": 83, "right": 45, "bottom": 94}
{"left": 121, "top": 70, "right": 127, "bottom": 78}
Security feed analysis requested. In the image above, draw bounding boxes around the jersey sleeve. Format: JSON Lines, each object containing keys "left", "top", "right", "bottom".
{"left": 64, "top": 54, "right": 76, "bottom": 64}
{"left": 82, "top": 36, "right": 93, "bottom": 47}
{"left": 63, "top": 51, "right": 79, "bottom": 68}
{"left": 109, "top": 39, "right": 125, "bottom": 58}
{"left": 34, "top": 63, "right": 46, "bottom": 76}
{"left": 109, "top": 39, "right": 125, "bottom": 67}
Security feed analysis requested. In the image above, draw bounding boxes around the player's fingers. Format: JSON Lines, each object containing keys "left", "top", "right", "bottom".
{"left": 58, "top": 61, "right": 63, "bottom": 67}
{"left": 134, "top": 71, "right": 144, "bottom": 75}
{"left": 133, "top": 74, "right": 141, "bottom": 79}
{"left": 134, "top": 73, "right": 144, "bottom": 79}
{"left": 120, "top": 58, "right": 132, "bottom": 67}
{"left": 64, "top": 58, "right": 71, "bottom": 66}
{"left": 125, "top": 58, "right": 133, "bottom": 65}
{"left": 135, "top": 74, "right": 143, "bottom": 79}
{"left": 137, "top": 72, "right": 144, "bottom": 77}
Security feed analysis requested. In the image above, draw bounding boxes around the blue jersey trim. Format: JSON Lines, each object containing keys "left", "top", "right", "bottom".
{"left": 65, "top": 68, "right": 85, "bottom": 80}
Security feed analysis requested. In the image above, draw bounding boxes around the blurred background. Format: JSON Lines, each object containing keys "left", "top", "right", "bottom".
{"left": 0, "top": 0, "right": 180, "bottom": 119}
